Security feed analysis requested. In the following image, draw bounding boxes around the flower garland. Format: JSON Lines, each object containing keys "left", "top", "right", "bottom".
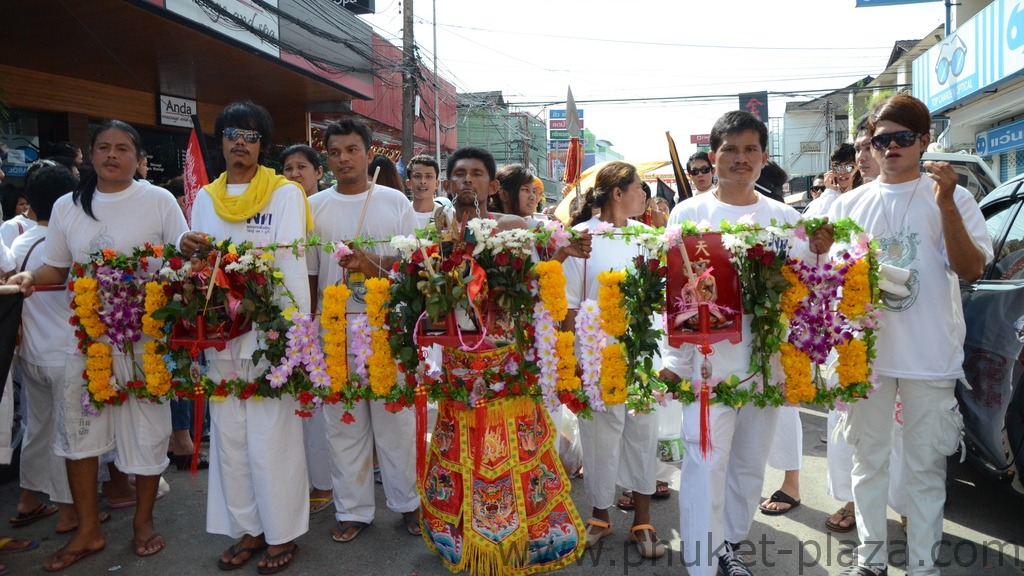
{"left": 141, "top": 282, "right": 174, "bottom": 398}
{"left": 619, "top": 254, "right": 668, "bottom": 413}
{"left": 574, "top": 300, "right": 606, "bottom": 415}
{"left": 85, "top": 341, "right": 116, "bottom": 403}
{"left": 321, "top": 284, "right": 351, "bottom": 394}
{"left": 364, "top": 277, "right": 398, "bottom": 398}
{"left": 532, "top": 260, "right": 578, "bottom": 411}
{"left": 597, "top": 271, "right": 629, "bottom": 405}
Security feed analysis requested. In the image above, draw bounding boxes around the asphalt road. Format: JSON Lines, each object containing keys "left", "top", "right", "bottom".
{"left": 2, "top": 406, "right": 1022, "bottom": 576}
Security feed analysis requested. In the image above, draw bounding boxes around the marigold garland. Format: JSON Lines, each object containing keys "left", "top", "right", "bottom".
{"left": 780, "top": 265, "right": 806, "bottom": 318}
{"left": 85, "top": 341, "right": 115, "bottom": 402}
{"left": 534, "top": 260, "right": 568, "bottom": 322}
{"left": 73, "top": 277, "right": 105, "bottom": 340}
{"left": 364, "top": 277, "right": 396, "bottom": 397}
{"left": 780, "top": 342, "right": 815, "bottom": 404}
{"left": 322, "top": 284, "right": 351, "bottom": 393}
{"left": 554, "top": 331, "right": 580, "bottom": 392}
{"left": 142, "top": 281, "right": 167, "bottom": 339}
{"left": 600, "top": 342, "right": 628, "bottom": 405}
{"left": 597, "top": 270, "right": 627, "bottom": 337}
{"left": 142, "top": 340, "right": 173, "bottom": 397}
{"left": 836, "top": 339, "right": 869, "bottom": 387}
{"left": 838, "top": 258, "right": 871, "bottom": 317}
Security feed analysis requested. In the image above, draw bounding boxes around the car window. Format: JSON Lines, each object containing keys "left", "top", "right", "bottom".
{"left": 989, "top": 198, "right": 1024, "bottom": 280}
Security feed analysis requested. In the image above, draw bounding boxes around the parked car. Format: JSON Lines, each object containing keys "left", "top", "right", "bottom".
{"left": 957, "top": 171, "right": 1024, "bottom": 496}
{"left": 923, "top": 151, "right": 1000, "bottom": 202}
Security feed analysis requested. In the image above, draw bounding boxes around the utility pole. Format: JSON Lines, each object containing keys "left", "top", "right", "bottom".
{"left": 401, "top": 0, "right": 415, "bottom": 171}
{"left": 432, "top": 0, "right": 441, "bottom": 171}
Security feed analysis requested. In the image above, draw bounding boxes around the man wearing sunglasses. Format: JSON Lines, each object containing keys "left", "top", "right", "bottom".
{"left": 829, "top": 94, "right": 992, "bottom": 576}
{"left": 184, "top": 101, "right": 314, "bottom": 574}
{"left": 686, "top": 151, "right": 715, "bottom": 194}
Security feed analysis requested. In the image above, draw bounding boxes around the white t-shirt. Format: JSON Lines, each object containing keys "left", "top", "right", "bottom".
{"left": 802, "top": 188, "right": 840, "bottom": 219}
{"left": 661, "top": 192, "right": 803, "bottom": 385}
{"left": 44, "top": 180, "right": 189, "bottom": 355}
{"left": 413, "top": 209, "right": 433, "bottom": 230}
{"left": 563, "top": 216, "right": 646, "bottom": 309}
{"left": 0, "top": 214, "right": 37, "bottom": 247}
{"left": 12, "top": 225, "right": 70, "bottom": 366}
{"left": 829, "top": 176, "right": 993, "bottom": 379}
{"left": 190, "top": 179, "right": 312, "bottom": 360}
{"left": 306, "top": 184, "right": 416, "bottom": 316}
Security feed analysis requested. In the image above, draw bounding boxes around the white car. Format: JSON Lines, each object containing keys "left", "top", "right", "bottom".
{"left": 922, "top": 151, "right": 1000, "bottom": 202}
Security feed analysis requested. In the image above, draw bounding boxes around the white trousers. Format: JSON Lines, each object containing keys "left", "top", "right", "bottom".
{"left": 54, "top": 353, "right": 171, "bottom": 475}
{"left": 205, "top": 355, "right": 309, "bottom": 545}
{"left": 303, "top": 408, "right": 333, "bottom": 491}
{"left": 846, "top": 376, "right": 957, "bottom": 576}
{"left": 766, "top": 405, "right": 802, "bottom": 471}
{"left": 827, "top": 405, "right": 907, "bottom": 514}
{"left": 19, "top": 361, "right": 71, "bottom": 503}
{"left": 579, "top": 403, "right": 658, "bottom": 509}
{"left": 325, "top": 399, "right": 419, "bottom": 524}
{"left": 679, "top": 402, "right": 779, "bottom": 576}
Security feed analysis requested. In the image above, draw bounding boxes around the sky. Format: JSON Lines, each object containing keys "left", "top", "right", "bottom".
{"left": 361, "top": 0, "right": 948, "bottom": 161}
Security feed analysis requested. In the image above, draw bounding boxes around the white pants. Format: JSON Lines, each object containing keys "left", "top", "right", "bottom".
{"left": 325, "top": 399, "right": 419, "bottom": 524}
{"left": 205, "top": 355, "right": 309, "bottom": 545}
{"left": 303, "top": 409, "right": 333, "bottom": 491}
{"left": 679, "top": 403, "right": 779, "bottom": 576}
{"left": 827, "top": 403, "right": 907, "bottom": 514}
{"left": 579, "top": 403, "right": 658, "bottom": 508}
{"left": 54, "top": 353, "right": 171, "bottom": 475}
{"left": 766, "top": 405, "right": 802, "bottom": 471}
{"left": 846, "top": 376, "right": 957, "bottom": 576}
{"left": 19, "top": 361, "right": 71, "bottom": 503}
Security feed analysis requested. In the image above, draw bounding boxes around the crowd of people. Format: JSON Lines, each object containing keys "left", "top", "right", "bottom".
{"left": 0, "top": 93, "right": 991, "bottom": 576}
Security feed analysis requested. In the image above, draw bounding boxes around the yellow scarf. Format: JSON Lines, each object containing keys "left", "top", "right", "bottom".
{"left": 204, "top": 165, "right": 314, "bottom": 232}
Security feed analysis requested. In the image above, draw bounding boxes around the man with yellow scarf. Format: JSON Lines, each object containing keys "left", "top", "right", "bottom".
{"left": 180, "top": 101, "right": 312, "bottom": 575}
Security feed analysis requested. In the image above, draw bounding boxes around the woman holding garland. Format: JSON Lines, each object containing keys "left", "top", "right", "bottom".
{"left": 8, "top": 120, "right": 188, "bottom": 570}
{"left": 561, "top": 160, "right": 666, "bottom": 559}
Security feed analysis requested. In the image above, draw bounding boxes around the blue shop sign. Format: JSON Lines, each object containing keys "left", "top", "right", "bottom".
{"left": 913, "top": 0, "right": 1024, "bottom": 113}
{"left": 976, "top": 119, "right": 1024, "bottom": 157}
{"left": 856, "top": 0, "right": 941, "bottom": 6}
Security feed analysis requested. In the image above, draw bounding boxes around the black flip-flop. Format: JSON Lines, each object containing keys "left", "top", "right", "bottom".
{"left": 217, "top": 542, "right": 267, "bottom": 571}
{"left": 758, "top": 490, "right": 800, "bottom": 516}
{"left": 332, "top": 521, "right": 368, "bottom": 543}
{"left": 9, "top": 503, "right": 58, "bottom": 527}
{"left": 256, "top": 543, "right": 298, "bottom": 575}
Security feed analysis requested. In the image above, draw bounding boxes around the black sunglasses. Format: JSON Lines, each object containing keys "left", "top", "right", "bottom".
{"left": 223, "top": 127, "right": 262, "bottom": 144}
{"left": 870, "top": 130, "right": 922, "bottom": 151}
{"left": 831, "top": 164, "right": 855, "bottom": 173}
{"left": 688, "top": 166, "right": 713, "bottom": 175}
{"left": 809, "top": 185, "right": 826, "bottom": 193}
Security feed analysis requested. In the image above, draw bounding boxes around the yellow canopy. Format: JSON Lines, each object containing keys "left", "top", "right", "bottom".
{"left": 554, "top": 160, "right": 670, "bottom": 225}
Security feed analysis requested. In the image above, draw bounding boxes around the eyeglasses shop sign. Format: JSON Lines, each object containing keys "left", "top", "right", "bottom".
{"left": 159, "top": 95, "right": 197, "bottom": 128}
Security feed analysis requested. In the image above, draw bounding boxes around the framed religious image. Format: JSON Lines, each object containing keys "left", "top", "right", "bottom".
{"left": 665, "top": 232, "right": 742, "bottom": 348}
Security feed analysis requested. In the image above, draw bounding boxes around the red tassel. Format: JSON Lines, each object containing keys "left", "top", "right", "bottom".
{"left": 191, "top": 393, "right": 205, "bottom": 476}
{"left": 699, "top": 383, "right": 712, "bottom": 460}
{"left": 415, "top": 385, "right": 428, "bottom": 489}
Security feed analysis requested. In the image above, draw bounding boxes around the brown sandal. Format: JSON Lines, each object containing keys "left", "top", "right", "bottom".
{"left": 825, "top": 507, "right": 856, "bottom": 533}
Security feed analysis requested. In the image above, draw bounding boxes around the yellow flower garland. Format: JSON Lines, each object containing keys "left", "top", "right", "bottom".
{"left": 142, "top": 281, "right": 167, "bottom": 339}
{"left": 535, "top": 260, "right": 568, "bottom": 322}
{"left": 536, "top": 260, "right": 578, "bottom": 393}
{"left": 554, "top": 331, "right": 580, "bottom": 392}
{"left": 143, "top": 340, "right": 173, "bottom": 397}
{"left": 597, "top": 270, "right": 627, "bottom": 338}
{"left": 322, "top": 284, "right": 351, "bottom": 393}
{"left": 836, "top": 339, "right": 869, "bottom": 387}
{"left": 780, "top": 342, "right": 815, "bottom": 403}
{"left": 85, "top": 341, "right": 115, "bottom": 402}
{"left": 364, "top": 277, "right": 396, "bottom": 397}
{"left": 839, "top": 259, "right": 870, "bottom": 317}
{"left": 73, "top": 277, "right": 105, "bottom": 338}
{"left": 600, "top": 342, "right": 628, "bottom": 405}
{"left": 780, "top": 264, "right": 807, "bottom": 317}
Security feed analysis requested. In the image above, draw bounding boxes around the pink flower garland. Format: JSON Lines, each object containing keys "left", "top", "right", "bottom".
{"left": 574, "top": 299, "right": 606, "bottom": 413}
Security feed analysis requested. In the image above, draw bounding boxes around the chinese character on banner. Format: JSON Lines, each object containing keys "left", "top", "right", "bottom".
{"left": 738, "top": 91, "right": 769, "bottom": 122}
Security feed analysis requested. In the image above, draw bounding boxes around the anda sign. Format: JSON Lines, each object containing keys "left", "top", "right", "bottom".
{"left": 159, "top": 95, "right": 197, "bottom": 128}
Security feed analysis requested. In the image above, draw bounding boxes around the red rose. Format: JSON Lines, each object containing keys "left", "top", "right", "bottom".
{"left": 254, "top": 274, "right": 267, "bottom": 286}
{"left": 511, "top": 257, "right": 524, "bottom": 270}
{"left": 647, "top": 258, "right": 660, "bottom": 272}
{"left": 239, "top": 383, "right": 257, "bottom": 400}
{"left": 761, "top": 252, "right": 775, "bottom": 267}
{"left": 298, "top": 391, "right": 315, "bottom": 405}
{"left": 384, "top": 400, "right": 407, "bottom": 413}
{"left": 295, "top": 410, "right": 312, "bottom": 418}
{"left": 169, "top": 256, "right": 183, "bottom": 271}
{"left": 441, "top": 258, "right": 456, "bottom": 273}
{"left": 747, "top": 243, "right": 764, "bottom": 260}
{"left": 340, "top": 411, "right": 356, "bottom": 424}
{"left": 494, "top": 252, "right": 510, "bottom": 267}
{"left": 405, "top": 263, "right": 418, "bottom": 275}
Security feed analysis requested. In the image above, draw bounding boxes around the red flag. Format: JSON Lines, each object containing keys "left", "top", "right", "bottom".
{"left": 562, "top": 137, "right": 582, "bottom": 187}
{"left": 183, "top": 123, "right": 209, "bottom": 226}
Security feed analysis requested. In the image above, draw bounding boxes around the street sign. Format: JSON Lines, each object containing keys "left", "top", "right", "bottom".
{"left": 549, "top": 109, "right": 585, "bottom": 120}
{"left": 549, "top": 118, "right": 584, "bottom": 130}
{"left": 855, "top": 0, "right": 941, "bottom": 6}
{"left": 975, "top": 118, "right": 1024, "bottom": 157}
{"left": 690, "top": 134, "right": 710, "bottom": 145}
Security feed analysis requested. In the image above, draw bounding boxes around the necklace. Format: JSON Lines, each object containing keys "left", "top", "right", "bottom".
{"left": 879, "top": 177, "right": 923, "bottom": 238}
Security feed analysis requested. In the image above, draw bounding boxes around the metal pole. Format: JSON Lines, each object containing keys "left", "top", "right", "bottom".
{"left": 433, "top": 0, "right": 441, "bottom": 171}
{"left": 945, "top": 0, "right": 951, "bottom": 36}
